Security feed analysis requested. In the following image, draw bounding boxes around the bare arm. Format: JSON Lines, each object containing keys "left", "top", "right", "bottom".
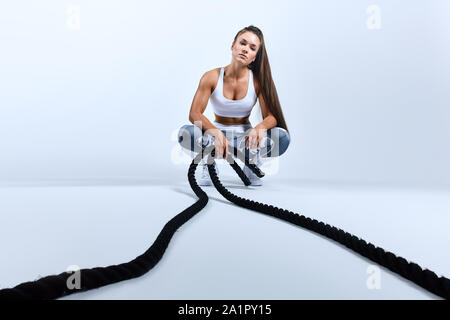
{"left": 245, "top": 79, "right": 278, "bottom": 150}
{"left": 188, "top": 71, "right": 229, "bottom": 158}
{"left": 188, "top": 71, "right": 218, "bottom": 133}
{"left": 254, "top": 80, "right": 277, "bottom": 131}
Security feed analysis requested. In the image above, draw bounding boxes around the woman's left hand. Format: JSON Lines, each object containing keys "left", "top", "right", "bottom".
{"left": 245, "top": 127, "right": 267, "bottom": 150}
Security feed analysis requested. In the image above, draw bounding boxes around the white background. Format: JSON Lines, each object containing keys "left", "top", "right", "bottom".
{"left": 0, "top": 0, "right": 449, "bottom": 188}
{"left": 1, "top": 1, "right": 450, "bottom": 300}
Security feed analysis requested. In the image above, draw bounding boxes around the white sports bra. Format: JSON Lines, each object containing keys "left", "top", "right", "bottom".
{"left": 209, "top": 67, "right": 258, "bottom": 118}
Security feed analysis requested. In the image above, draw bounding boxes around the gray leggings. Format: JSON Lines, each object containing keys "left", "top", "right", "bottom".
{"left": 177, "top": 124, "right": 290, "bottom": 160}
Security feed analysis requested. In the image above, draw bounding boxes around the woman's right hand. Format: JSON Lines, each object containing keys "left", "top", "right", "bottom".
{"left": 212, "top": 131, "right": 229, "bottom": 159}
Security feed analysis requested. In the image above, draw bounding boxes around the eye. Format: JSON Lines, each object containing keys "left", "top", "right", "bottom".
{"left": 240, "top": 41, "right": 256, "bottom": 51}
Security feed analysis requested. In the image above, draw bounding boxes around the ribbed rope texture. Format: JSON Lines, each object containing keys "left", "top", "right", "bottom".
{"left": 0, "top": 144, "right": 448, "bottom": 299}
{"left": 205, "top": 149, "right": 450, "bottom": 299}
{"left": 0, "top": 145, "right": 216, "bottom": 300}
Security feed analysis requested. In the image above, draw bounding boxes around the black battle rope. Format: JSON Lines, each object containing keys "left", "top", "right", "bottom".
{"left": 0, "top": 144, "right": 449, "bottom": 299}
{"left": 205, "top": 149, "right": 450, "bottom": 299}
{"left": 0, "top": 144, "right": 214, "bottom": 300}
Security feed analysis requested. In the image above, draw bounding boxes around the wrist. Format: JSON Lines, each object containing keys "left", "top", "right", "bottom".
{"left": 207, "top": 128, "right": 223, "bottom": 137}
{"left": 255, "top": 123, "right": 267, "bottom": 131}
{"left": 212, "top": 130, "right": 224, "bottom": 138}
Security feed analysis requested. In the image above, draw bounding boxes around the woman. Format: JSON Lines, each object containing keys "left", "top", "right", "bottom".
{"left": 178, "top": 25, "right": 290, "bottom": 186}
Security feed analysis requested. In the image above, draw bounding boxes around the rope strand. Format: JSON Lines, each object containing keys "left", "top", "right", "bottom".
{"left": 206, "top": 149, "right": 450, "bottom": 299}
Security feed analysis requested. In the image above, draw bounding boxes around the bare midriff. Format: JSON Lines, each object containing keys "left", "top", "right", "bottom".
{"left": 214, "top": 114, "right": 250, "bottom": 126}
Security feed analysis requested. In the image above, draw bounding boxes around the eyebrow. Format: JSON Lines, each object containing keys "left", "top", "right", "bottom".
{"left": 240, "top": 38, "right": 257, "bottom": 48}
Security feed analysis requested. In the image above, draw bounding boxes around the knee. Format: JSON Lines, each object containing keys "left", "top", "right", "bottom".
{"left": 178, "top": 124, "right": 192, "bottom": 144}
{"left": 178, "top": 124, "right": 203, "bottom": 143}
{"left": 178, "top": 124, "right": 202, "bottom": 151}
{"left": 266, "top": 127, "right": 290, "bottom": 156}
{"left": 178, "top": 124, "right": 208, "bottom": 153}
{"left": 278, "top": 129, "right": 290, "bottom": 156}
{"left": 278, "top": 128, "right": 290, "bottom": 145}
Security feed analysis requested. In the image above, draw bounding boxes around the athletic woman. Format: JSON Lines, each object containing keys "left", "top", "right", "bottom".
{"left": 178, "top": 25, "right": 290, "bottom": 186}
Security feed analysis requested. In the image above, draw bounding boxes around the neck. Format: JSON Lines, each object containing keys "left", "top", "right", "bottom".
{"left": 226, "top": 62, "right": 249, "bottom": 79}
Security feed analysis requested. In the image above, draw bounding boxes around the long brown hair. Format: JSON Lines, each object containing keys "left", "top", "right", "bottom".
{"left": 233, "top": 25, "right": 289, "bottom": 133}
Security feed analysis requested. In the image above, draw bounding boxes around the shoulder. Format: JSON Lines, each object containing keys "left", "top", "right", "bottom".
{"left": 199, "top": 67, "right": 221, "bottom": 92}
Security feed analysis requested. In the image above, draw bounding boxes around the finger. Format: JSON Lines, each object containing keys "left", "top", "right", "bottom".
{"left": 216, "top": 145, "right": 222, "bottom": 159}
{"left": 225, "top": 141, "right": 230, "bottom": 158}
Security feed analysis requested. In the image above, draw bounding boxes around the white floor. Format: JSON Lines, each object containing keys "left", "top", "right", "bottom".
{"left": 1, "top": 166, "right": 449, "bottom": 300}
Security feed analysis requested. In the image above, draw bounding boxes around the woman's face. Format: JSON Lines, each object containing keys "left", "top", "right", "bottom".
{"left": 231, "top": 31, "right": 260, "bottom": 66}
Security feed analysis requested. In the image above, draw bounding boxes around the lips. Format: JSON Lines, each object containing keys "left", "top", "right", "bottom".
{"left": 239, "top": 54, "right": 247, "bottom": 59}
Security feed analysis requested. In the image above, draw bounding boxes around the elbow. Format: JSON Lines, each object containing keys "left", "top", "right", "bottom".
{"left": 189, "top": 112, "right": 199, "bottom": 124}
{"left": 271, "top": 114, "right": 278, "bottom": 127}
